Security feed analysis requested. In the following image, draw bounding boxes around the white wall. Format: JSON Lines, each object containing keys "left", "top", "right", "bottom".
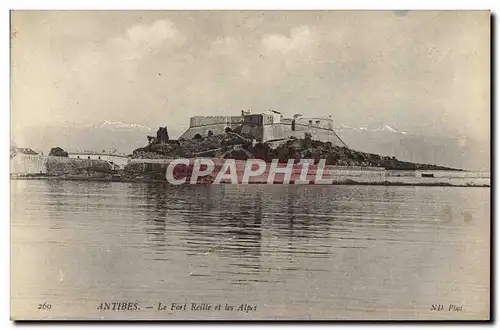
{"left": 10, "top": 155, "right": 46, "bottom": 174}
{"left": 68, "top": 154, "right": 129, "bottom": 168}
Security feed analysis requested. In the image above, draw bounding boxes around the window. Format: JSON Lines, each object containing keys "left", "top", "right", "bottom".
{"left": 88, "top": 156, "right": 90, "bottom": 159}
{"left": 98, "top": 156, "right": 101, "bottom": 160}
{"left": 77, "top": 156, "right": 80, "bottom": 159}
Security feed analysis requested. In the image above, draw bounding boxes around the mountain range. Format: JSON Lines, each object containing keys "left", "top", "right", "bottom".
{"left": 13, "top": 121, "right": 185, "bottom": 156}
{"left": 12, "top": 121, "right": 490, "bottom": 171}
{"left": 334, "top": 125, "right": 489, "bottom": 172}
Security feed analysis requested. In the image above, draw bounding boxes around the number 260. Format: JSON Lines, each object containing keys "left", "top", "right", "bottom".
{"left": 37, "top": 303, "right": 51, "bottom": 310}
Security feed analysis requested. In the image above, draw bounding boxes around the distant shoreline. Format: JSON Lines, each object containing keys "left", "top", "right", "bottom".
{"left": 9, "top": 175, "right": 490, "bottom": 188}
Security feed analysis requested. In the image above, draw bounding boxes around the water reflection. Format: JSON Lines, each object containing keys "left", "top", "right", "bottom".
{"left": 11, "top": 180, "right": 490, "bottom": 319}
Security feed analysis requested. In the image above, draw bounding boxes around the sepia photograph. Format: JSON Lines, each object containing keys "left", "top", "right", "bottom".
{"left": 9, "top": 9, "right": 490, "bottom": 320}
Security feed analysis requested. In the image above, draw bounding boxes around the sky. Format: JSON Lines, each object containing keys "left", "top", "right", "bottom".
{"left": 10, "top": 10, "right": 490, "bottom": 141}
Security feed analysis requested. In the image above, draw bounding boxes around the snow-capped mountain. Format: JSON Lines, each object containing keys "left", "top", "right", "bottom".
{"left": 13, "top": 121, "right": 185, "bottom": 155}
{"left": 335, "top": 124, "right": 412, "bottom": 135}
{"left": 96, "top": 120, "right": 153, "bottom": 131}
{"left": 333, "top": 124, "right": 489, "bottom": 171}
{"left": 376, "top": 124, "right": 398, "bottom": 133}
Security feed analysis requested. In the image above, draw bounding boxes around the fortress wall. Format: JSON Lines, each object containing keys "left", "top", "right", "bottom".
{"left": 68, "top": 154, "right": 129, "bottom": 168}
{"left": 10, "top": 155, "right": 115, "bottom": 175}
{"left": 189, "top": 116, "right": 243, "bottom": 127}
{"left": 10, "top": 155, "right": 46, "bottom": 174}
{"left": 44, "top": 157, "right": 113, "bottom": 176}
{"left": 241, "top": 124, "right": 263, "bottom": 141}
{"left": 262, "top": 123, "right": 345, "bottom": 146}
{"left": 262, "top": 123, "right": 292, "bottom": 141}
{"left": 230, "top": 116, "right": 244, "bottom": 124}
{"left": 296, "top": 117, "right": 334, "bottom": 130}
{"left": 180, "top": 122, "right": 241, "bottom": 140}
{"left": 180, "top": 124, "right": 227, "bottom": 139}
{"left": 180, "top": 115, "right": 343, "bottom": 145}
{"left": 182, "top": 116, "right": 244, "bottom": 140}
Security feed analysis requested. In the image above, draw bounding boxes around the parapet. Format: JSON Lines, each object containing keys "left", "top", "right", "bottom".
{"left": 189, "top": 116, "right": 244, "bottom": 128}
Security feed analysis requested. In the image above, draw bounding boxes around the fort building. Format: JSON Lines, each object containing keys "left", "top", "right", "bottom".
{"left": 179, "top": 110, "right": 348, "bottom": 147}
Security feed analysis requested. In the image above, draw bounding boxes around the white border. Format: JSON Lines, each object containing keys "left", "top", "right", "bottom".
{"left": 4, "top": 1, "right": 499, "bottom": 10}
{"left": 2, "top": 1, "right": 497, "bottom": 329}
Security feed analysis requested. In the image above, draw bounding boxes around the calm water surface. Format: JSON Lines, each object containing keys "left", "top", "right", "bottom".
{"left": 11, "top": 180, "right": 490, "bottom": 320}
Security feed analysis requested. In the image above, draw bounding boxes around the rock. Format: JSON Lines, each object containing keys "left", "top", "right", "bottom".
{"left": 127, "top": 131, "right": 462, "bottom": 172}
{"left": 45, "top": 157, "right": 113, "bottom": 176}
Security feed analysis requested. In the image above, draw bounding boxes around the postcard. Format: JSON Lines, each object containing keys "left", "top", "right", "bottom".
{"left": 10, "top": 10, "right": 490, "bottom": 320}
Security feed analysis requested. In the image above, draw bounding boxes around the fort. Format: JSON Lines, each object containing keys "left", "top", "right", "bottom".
{"left": 179, "top": 109, "right": 348, "bottom": 147}
{"left": 11, "top": 109, "right": 489, "bottom": 187}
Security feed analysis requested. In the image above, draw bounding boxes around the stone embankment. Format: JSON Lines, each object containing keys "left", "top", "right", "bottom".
{"left": 44, "top": 157, "right": 115, "bottom": 176}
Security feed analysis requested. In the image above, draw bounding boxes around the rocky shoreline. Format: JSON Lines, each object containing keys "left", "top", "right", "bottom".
{"left": 10, "top": 176, "right": 490, "bottom": 188}
{"left": 12, "top": 132, "right": 478, "bottom": 187}
{"left": 131, "top": 132, "right": 463, "bottom": 171}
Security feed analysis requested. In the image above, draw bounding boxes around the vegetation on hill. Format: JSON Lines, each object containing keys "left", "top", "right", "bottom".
{"left": 49, "top": 147, "right": 69, "bottom": 157}
{"left": 130, "top": 131, "right": 461, "bottom": 171}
